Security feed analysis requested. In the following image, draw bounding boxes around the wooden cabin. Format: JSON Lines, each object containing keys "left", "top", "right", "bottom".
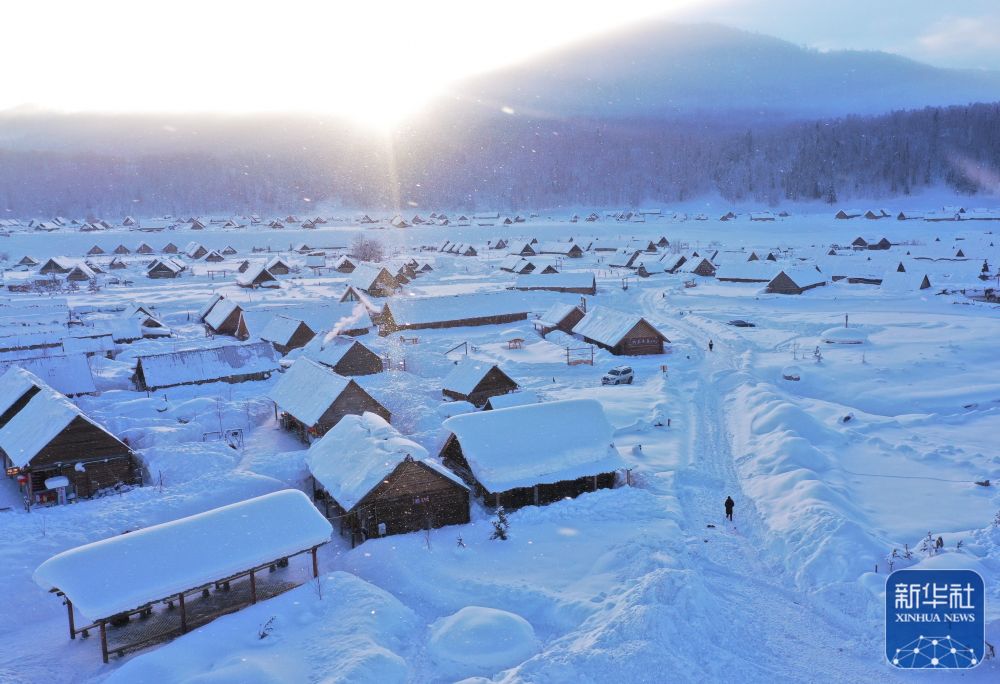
{"left": 535, "top": 303, "right": 586, "bottom": 335}
{"left": 162, "top": 242, "right": 179, "bottom": 254}
{"left": 441, "top": 361, "right": 518, "bottom": 407}
{"left": 765, "top": 267, "right": 827, "bottom": 295}
{"left": 204, "top": 250, "right": 225, "bottom": 263}
{"left": 0, "top": 368, "right": 139, "bottom": 506}
{"left": 39, "top": 257, "right": 75, "bottom": 274}
{"left": 146, "top": 258, "right": 184, "bottom": 279}
{"left": 537, "top": 241, "right": 584, "bottom": 258}
{"left": 236, "top": 264, "right": 278, "bottom": 289}
{"left": 133, "top": 342, "right": 278, "bottom": 391}
{"left": 259, "top": 316, "right": 315, "bottom": 355}
{"left": 572, "top": 306, "right": 668, "bottom": 355}
{"left": 500, "top": 255, "right": 535, "bottom": 274}
{"left": 334, "top": 256, "right": 357, "bottom": 273}
{"left": 440, "top": 399, "right": 626, "bottom": 511}
{"left": 185, "top": 242, "right": 207, "bottom": 259}
{"left": 348, "top": 264, "right": 400, "bottom": 297}
{"left": 514, "top": 272, "right": 596, "bottom": 295}
{"left": 266, "top": 257, "right": 292, "bottom": 275}
{"left": 136, "top": 242, "right": 155, "bottom": 255}
{"left": 199, "top": 295, "right": 249, "bottom": 339}
{"left": 269, "top": 359, "right": 389, "bottom": 440}
{"left": 379, "top": 292, "right": 532, "bottom": 335}
{"left": 66, "top": 263, "right": 97, "bottom": 282}
{"left": 307, "top": 413, "right": 469, "bottom": 546}
{"left": 87, "top": 245, "right": 105, "bottom": 256}
{"left": 310, "top": 339, "right": 383, "bottom": 376}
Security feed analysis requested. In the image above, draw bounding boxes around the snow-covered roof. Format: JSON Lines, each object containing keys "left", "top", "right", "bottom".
{"left": 776, "top": 265, "right": 826, "bottom": 288}
{"left": 203, "top": 297, "right": 241, "bottom": 330}
{"left": 537, "top": 303, "right": 581, "bottom": 327}
{"left": 33, "top": 490, "right": 332, "bottom": 622}
{"left": 442, "top": 360, "right": 505, "bottom": 396}
{"left": 0, "top": 354, "right": 96, "bottom": 396}
{"left": 0, "top": 366, "right": 40, "bottom": 417}
{"left": 385, "top": 292, "right": 542, "bottom": 327}
{"left": 514, "top": 272, "right": 594, "bottom": 290}
{"left": 137, "top": 342, "right": 277, "bottom": 388}
{"left": 259, "top": 315, "right": 310, "bottom": 346}
{"left": 715, "top": 261, "right": 779, "bottom": 281}
{"left": 499, "top": 254, "right": 529, "bottom": 270}
{"left": 442, "top": 399, "right": 626, "bottom": 491}
{"left": 236, "top": 263, "right": 275, "bottom": 287}
{"left": 308, "top": 338, "right": 369, "bottom": 369}
{"left": 348, "top": 263, "right": 393, "bottom": 291}
{"left": 572, "top": 306, "right": 666, "bottom": 346}
{"left": 267, "top": 358, "right": 351, "bottom": 426}
{"left": 306, "top": 412, "right": 460, "bottom": 511}
{"left": 0, "top": 369, "right": 113, "bottom": 467}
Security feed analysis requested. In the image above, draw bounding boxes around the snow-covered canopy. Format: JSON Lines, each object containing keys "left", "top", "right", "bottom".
{"left": 572, "top": 305, "right": 667, "bottom": 347}
{"left": 267, "top": 358, "right": 351, "bottom": 426}
{"left": 306, "top": 412, "right": 458, "bottom": 511}
{"left": 137, "top": 342, "right": 277, "bottom": 388}
{"left": 33, "top": 490, "right": 332, "bottom": 621}
{"left": 442, "top": 398, "right": 626, "bottom": 491}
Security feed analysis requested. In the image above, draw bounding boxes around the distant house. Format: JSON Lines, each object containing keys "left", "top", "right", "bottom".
{"left": 309, "top": 339, "right": 383, "bottom": 376}
{"left": 269, "top": 359, "right": 389, "bottom": 440}
{"left": 133, "top": 342, "right": 278, "bottom": 391}
{"left": 765, "top": 266, "right": 827, "bottom": 295}
{"left": 390, "top": 215, "right": 410, "bottom": 228}
{"left": 0, "top": 368, "right": 139, "bottom": 505}
{"left": 511, "top": 242, "right": 536, "bottom": 257}
{"left": 204, "top": 249, "right": 225, "bottom": 263}
{"left": 146, "top": 258, "right": 185, "bottom": 279}
{"left": 715, "top": 262, "right": 778, "bottom": 283}
{"left": 199, "top": 295, "right": 249, "bottom": 340}
{"left": 66, "top": 263, "right": 97, "bottom": 282}
{"left": 379, "top": 292, "right": 534, "bottom": 335}
{"left": 835, "top": 209, "right": 861, "bottom": 220}
{"left": 38, "top": 257, "right": 76, "bottom": 275}
{"left": 572, "top": 306, "right": 668, "bottom": 355}
{"left": 513, "top": 272, "right": 596, "bottom": 295}
{"left": 236, "top": 264, "right": 278, "bottom": 289}
{"left": 749, "top": 211, "right": 775, "bottom": 222}
{"left": 491, "top": 239, "right": 508, "bottom": 250}
{"left": 162, "top": 242, "right": 179, "bottom": 254}
{"left": 348, "top": 263, "right": 399, "bottom": 297}
{"left": 863, "top": 209, "right": 889, "bottom": 220}
{"left": 678, "top": 257, "right": 717, "bottom": 277}
{"left": 896, "top": 210, "right": 924, "bottom": 221}
{"left": 656, "top": 236, "right": 669, "bottom": 248}
{"left": 265, "top": 257, "right": 292, "bottom": 275}
{"left": 440, "top": 399, "right": 626, "bottom": 510}
{"left": 185, "top": 242, "right": 207, "bottom": 259}
{"left": 221, "top": 245, "right": 238, "bottom": 255}
{"left": 87, "top": 245, "right": 105, "bottom": 256}
{"left": 307, "top": 413, "right": 469, "bottom": 546}
{"left": 259, "top": 315, "right": 315, "bottom": 355}
{"left": 851, "top": 237, "right": 869, "bottom": 249}
{"left": 536, "top": 241, "right": 584, "bottom": 258}
{"left": 16, "top": 256, "right": 39, "bottom": 268}
{"left": 333, "top": 255, "right": 356, "bottom": 273}
{"left": 136, "top": 242, "right": 155, "bottom": 255}
{"left": 500, "top": 255, "right": 535, "bottom": 274}
{"left": 441, "top": 361, "right": 518, "bottom": 407}
{"left": 113, "top": 244, "right": 130, "bottom": 255}
{"left": 610, "top": 248, "right": 644, "bottom": 269}
{"left": 535, "top": 303, "right": 586, "bottom": 335}
{"left": 720, "top": 211, "right": 736, "bottom": 221}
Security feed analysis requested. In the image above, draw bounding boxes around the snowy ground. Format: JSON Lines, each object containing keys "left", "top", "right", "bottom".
{"left": 1, "top": 211, "right": 998, "bottom": 682}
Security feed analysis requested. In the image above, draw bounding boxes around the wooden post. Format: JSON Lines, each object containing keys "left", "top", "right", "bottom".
{"left": 179, "top": 592, "right": 188, "bottom": 634}
{"left": 99, "top": 620, "right": 108, "bottom": 664}
{"left": 593, "top": 475, "right": 598, "bottom": 492}
{"left": 533, "top": 486, "right": 539, "bottom": 506}
{"left": 250, "top": 570, "right": 257, "bottom": 605}
{"left": 311, "top": 546, "right": 319, "bottom": 578}
{"left": 66, "top": 597, "right": 75, "bottom": 639}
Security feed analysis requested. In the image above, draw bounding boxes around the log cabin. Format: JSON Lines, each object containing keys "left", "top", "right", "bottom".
{"left": 269, "top": 359, "right": 389, "bottom": 440}
{"left": 309, "top": 339, "right": 383, "bottom": 376}
{"left": 441, "top": 361, "right": 518, "bottom": 407}
{"left": 133, "top": 342, "right": 278, "bottom": 391}
{"left": 535, "top": 303, "right": 586, "bottom": 335}
{"left": 571, "top": 306, "right": 668, "bottom": 355}
{"left": 199, "top": 295, "right": 249, "bottom": 339}
{"left": 440, "top": 399, "right": 626, "bottom": 510}
{"left": 0, "top": 367, "right": 139, "bottom": 506}
{"left": 765, "top": 266, "right": 827, "bottom": 295}
{"left": 259, "top": 315, "right": 315, "bottom": 355}
{"left": 379, "top": 292, "right": 534, "bottom": 335}
{"left": 307, "top": 413, "right": 469, "bottom": 547}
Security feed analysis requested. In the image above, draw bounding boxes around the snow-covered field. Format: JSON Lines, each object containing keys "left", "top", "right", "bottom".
{"left": 1, "top": 211, "right": 998, "bottom": 682}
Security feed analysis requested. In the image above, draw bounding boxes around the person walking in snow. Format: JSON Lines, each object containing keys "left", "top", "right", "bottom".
{"left": 724, "top": 496, "right": 734, "bottom": 521}
{"left": 708, "top": 339, "right": 714, "bottom": 352}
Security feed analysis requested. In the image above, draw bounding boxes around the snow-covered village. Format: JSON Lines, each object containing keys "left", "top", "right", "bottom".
{"left": 4, "top": 3, "right": 1000, "bottom": 683}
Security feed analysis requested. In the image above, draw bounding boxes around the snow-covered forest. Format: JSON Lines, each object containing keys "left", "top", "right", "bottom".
{"left": 2, "top": 102, "right": 1000, "bottom": 217}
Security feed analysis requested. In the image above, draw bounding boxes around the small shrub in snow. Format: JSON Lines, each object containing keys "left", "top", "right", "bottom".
{"left": 456, "top": 535, "right": 466, "bottom": 548}
{"left": 489, "top": 506, "right": 510, "bottom": 541}
{"left": 258, "top": 616, "right": 276, "bottom": 639}
{"left": 351, "top": 235, "right": 385, "bottom": 262}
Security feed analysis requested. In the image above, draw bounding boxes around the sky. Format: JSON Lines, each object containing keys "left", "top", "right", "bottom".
{"left": 5, "top": 0, "right": 999, "bottom": 127}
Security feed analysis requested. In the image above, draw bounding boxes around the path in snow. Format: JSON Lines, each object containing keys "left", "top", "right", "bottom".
{"left": 638, "top": 288, "right": 902, "bottom": 682}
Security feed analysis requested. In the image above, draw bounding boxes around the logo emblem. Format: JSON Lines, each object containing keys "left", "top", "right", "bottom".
{"left": 886, "top": 569, "right": 985, "bottom": 669}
